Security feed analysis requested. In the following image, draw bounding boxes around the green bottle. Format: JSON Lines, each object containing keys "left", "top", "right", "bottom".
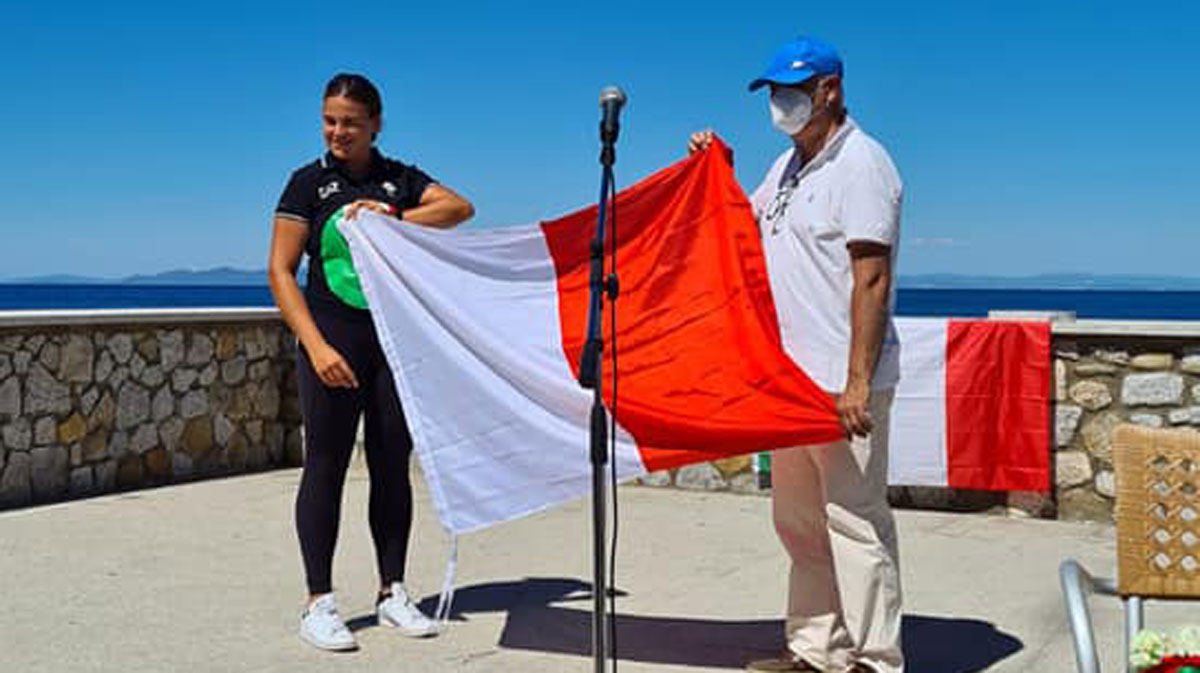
{"left": 753, "top": 452, "right": 771, "bottom": 489}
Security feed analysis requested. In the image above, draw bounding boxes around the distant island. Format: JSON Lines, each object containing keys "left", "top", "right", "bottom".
{"left": 5, "top": 268, "right": 1200, "bottom": 291}
{"left": 3, "top": 267, "right": 304, "bottom": 286}
{"left": 898, "top": 273, "right": 1200, "bottom": 291}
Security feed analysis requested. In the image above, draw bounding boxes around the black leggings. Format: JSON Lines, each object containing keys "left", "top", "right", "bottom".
{"left": 295, "top": 311, "right": 414, "bottom": 595}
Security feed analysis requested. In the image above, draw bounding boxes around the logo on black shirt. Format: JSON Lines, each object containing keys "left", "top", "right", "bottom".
{"left": 318, "top": 181, "right": 341, "bottom": 200}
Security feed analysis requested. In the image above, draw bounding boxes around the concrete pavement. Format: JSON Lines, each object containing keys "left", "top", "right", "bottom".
{"left": 0, "top": 458, "right": 1192, "bottom": 672}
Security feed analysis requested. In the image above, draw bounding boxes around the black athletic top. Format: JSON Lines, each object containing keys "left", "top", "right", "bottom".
{"left": 276, "top": 148, "right": 434, "bottom": 319}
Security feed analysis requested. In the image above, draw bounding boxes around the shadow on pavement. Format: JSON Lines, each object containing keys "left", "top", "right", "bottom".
{"left": 417, "top": 576, "right": 598, "bottom": 620}
{"left": 900, "top": 615, "right": 1024, "bottom": 672}
{"left": 349, "top": 577, "right": 598, "bottom": 631}
{"left": 422, "top": 578, "right": 1023, "bottom": 671}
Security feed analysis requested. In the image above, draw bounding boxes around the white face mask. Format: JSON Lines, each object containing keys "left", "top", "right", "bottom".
{"left": 770, "top": 87, "right": 813, "bottom": 136}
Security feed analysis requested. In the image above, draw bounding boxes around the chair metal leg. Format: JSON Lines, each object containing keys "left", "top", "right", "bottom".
{"left": 1061, "top": 559, "right": 1117, "bottom": 673}
{"left": 1124, "top": 596, "right": 1145, "bottom": 673}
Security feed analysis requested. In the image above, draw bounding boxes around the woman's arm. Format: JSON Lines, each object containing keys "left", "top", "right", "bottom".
{"left": 343, "top": 184, "right": 474, "bottom": 229}
{"left": 403, "top": 184, "right": 474, "bottom": 229}
{"left": 267, "top": 217, "right": 358, "bottom": 389}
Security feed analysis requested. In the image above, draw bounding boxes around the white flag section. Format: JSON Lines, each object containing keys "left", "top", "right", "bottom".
{"left": 889, "top": 318, "right": 949, "bottom": 487}
{"left": 345, "top": 213, "right": 645, "bottom": 535}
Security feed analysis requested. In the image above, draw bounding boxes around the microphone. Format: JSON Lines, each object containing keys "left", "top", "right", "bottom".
{"left": 599, "top": 86, "right": 626, "bottom": 146}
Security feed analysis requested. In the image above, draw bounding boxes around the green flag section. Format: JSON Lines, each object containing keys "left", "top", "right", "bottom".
{"left": 320, "top": 206, "right": 368, "bottom": 310}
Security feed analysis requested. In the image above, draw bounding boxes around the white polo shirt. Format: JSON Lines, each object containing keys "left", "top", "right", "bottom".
{"left": 749, "top": 118, "right": 902, "bottom": 393}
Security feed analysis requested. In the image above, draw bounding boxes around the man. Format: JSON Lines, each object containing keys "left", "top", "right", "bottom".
{"left": 691, "top": 36, "right": 904, "bottom": 673}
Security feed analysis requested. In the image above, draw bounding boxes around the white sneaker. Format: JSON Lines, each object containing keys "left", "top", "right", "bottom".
{"left": 376, "top": 582, "right": 438, "bottom": 637}
{"left": 299, "top": 593, "right": 358, "bottom": 651}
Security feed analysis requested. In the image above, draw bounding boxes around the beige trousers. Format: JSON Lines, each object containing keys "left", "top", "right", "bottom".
{"left": 771, "top": 389, "right": 903, "bottom": 673}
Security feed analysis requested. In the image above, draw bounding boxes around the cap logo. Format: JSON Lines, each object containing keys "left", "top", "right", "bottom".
{"left": 791, "top": 60, "right": 807, "bottom": 69}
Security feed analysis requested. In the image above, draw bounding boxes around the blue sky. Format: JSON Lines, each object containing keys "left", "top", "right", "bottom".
{"left": 2, "top": 0, "right": 1197, "bottom": 279}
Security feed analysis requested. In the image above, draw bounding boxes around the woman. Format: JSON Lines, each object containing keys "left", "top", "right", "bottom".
{"left": 268, "top": 73, "right": 474, "bottom": 651}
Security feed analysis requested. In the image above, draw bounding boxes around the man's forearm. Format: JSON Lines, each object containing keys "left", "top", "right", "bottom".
{"left": 846, "top": 268, "right": 891, "bottom": 386}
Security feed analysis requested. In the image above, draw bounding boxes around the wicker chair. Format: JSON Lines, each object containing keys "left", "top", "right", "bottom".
{"left": 1061, "top": 424, "right": 1200, "bottom": 673}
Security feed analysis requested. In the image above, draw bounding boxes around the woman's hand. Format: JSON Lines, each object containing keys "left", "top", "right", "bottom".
{"left": 344, "top": 199, "right": 395, "bottom": 221}
{"left": 306, "top": 342, "right": 359, "bottom": 389}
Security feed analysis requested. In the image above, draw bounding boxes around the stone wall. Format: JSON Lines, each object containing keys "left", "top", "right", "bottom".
{"left": 636, "top": 319, "right": 1200, "bottom": 523}
{"left": 1052, "top": 326, "right": 1200, "bottom": 522}
{"left": 7, "top": 309, "right": 1198, "bottom": 522}
{"left": 637, "top": 454, "right": 766, "bottom": 495}
{"left": 0, "top": 309, "right": 302, "bottom": 509}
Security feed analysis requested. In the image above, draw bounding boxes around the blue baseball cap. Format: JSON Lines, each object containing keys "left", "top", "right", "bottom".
{"left": 748, "top": 36, "right": 843, "bottom": 91}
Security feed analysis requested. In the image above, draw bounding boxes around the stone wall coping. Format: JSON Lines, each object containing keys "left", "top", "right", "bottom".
{"left": 0, "top": 308, "right": 282, "bottom": 328}
{"left": 1051, "top": 320, "right": 1200, "bottom": 338}
{"left": 3, "top": 308, "right": 1200, "bottom": 337}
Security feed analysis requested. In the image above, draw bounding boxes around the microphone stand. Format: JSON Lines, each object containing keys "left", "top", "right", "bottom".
{"left": 579, "top": 98, "right": 620, "bottom": 673}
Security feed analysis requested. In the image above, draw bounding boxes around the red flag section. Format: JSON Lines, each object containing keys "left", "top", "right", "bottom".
{"left": 945, "top": 320, "right": 1052, "bottom": 490}
{"left": 541, "top": 141, "right": 845, "bottom": 471}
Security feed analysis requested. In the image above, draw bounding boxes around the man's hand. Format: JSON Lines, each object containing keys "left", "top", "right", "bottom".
{"left": 837, "top": 376, "right": 873, "bottom": 438}
{"left": 688, "top": 130, "right": 715, "bottom": 155}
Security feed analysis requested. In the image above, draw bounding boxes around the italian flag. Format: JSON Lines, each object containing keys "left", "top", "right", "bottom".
{"left": 890, "top": 317, "right": 1051, "bottom": 491}
{"left": 342, "top": 142, "right": 1050, "bottom": 536}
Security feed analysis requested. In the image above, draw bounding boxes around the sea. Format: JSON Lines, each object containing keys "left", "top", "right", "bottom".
{"left": 1, "top": 284, "right": 1200, "bottom": 320}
